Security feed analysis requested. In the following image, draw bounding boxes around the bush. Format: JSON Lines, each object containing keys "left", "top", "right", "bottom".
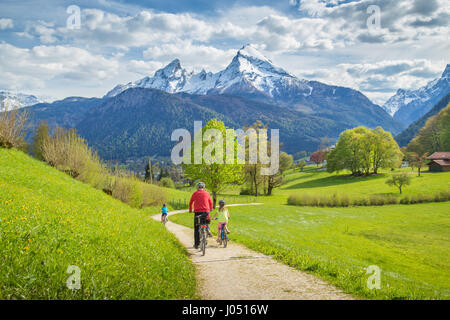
{"left": 112, "top": 177, "right": 143, "bottom": 208}
{"left": 160, "top": 177, "right": 175, "bottom": 189}
{"left": 288, "top": 190, "right": 447, "bottom": 207}
{"left": 41, "top": 127, "right": 103, "bottom": 179}
{"left": 0, "top": 104, "right": 28, "bottom": 150}
{"left": 38, "top": 126, "right": 167, "bottom": 209}
{"left": 142, "top": 184, "right": 167, "bottom": 207}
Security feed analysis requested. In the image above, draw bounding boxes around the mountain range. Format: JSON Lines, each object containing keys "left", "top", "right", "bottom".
{"left": 382, "top": 64, "right": 449, "bottom": 126}
{"left": 0, "top": 91, "right": 43, "bottom": 110}
{"left": 22, "top": 45, "right": 408, "bottom": 160}
{"left": 395, "top": 93, "right": 450, "bottom": 147}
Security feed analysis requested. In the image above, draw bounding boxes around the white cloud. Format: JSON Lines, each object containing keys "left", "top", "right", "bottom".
{"left": 143, "top": 40, "right": 235, "bottom": 72}
{"left": 0, "top": 42, "right": 119, "bottom": 94}
{"left": 298, "top": 59, "right": 446, "bottom": 104}
{"left": 0, "top": 18, "right": 13, "bottom": 30}
{"left": 1, "top": 1, "right": 448, "bottom": 102}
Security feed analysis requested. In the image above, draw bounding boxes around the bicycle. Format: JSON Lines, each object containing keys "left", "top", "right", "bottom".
{"left": 215, "top": 218, "right": 229, "bottom": 248}
{"left": 196, "top": 215, "right": 208, "bottom": 256}
{"left": 161, "top": 214, "right": 168, "bottom": 225}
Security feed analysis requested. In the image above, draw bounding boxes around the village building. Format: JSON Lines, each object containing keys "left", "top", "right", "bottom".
{"left": 427, "top": 152, "right": 450, "bottom": 172}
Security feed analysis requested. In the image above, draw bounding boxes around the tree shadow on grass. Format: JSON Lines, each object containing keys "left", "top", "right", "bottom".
{"left": 284, "top": 173, "right": 388, "bottom": 190}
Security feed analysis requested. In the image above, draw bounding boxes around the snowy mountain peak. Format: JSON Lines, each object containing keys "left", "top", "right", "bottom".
{"left": 0, "top": 91, "right": 43, "bottom": 110}
{"left": 382, "top": 63, "right": 450, "bottom": 124}
{"left": 228, "top": 44, "right": 293, "bottom": 78}
{"left": 237, "top": 44, "right": 272, "bottom": 64}
{"left": 155, "top": 59, "right": 183, "bottom": 78}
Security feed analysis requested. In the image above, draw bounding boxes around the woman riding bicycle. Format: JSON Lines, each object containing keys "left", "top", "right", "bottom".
{"left": 212, "top": 200, "right": 230, "bottom": 243}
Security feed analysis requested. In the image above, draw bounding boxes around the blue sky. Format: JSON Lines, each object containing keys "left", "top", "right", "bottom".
{"left": 0, "top": 0, "right": 448, "bottom": 104}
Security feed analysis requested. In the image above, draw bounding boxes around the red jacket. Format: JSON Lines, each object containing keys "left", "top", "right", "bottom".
{"left": 189, "top": 190, "right": 213, "bottom": 213}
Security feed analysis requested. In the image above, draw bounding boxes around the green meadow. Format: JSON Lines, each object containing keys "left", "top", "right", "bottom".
{"left": 0, "top": 149, "right": 196, "bottom": 299}
{"left": 171, "top": 165, "right": 450, "bottom": 300}
{"left": 171, "top": 202, "right": 450, "bottom": 299}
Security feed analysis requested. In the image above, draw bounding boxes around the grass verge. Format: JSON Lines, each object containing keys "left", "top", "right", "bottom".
{"left": 0, "top": 148, "right": 197, "bottom": 299}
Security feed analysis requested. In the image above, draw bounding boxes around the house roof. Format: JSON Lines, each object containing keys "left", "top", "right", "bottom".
{"left": 428, "top": 159, "right": 450, "bottom": 166}
{"left": 427, "top": 152, "right": 450, "bottom": 160}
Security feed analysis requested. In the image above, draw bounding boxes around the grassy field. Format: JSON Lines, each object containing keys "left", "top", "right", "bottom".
{"left": 281, "top": 167, "right": 449, "bottom": 197}
{"left": 170, "top": 165, "right": 450, "bottom": 299}
{"left": 0, "top": 149, "right": 196, "bottom": 299}
{"left": 171, "top": 202, "right": 450, "bottom": 299}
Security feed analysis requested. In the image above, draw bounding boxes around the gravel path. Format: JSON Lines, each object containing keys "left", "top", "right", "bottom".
{"left": 153, "top": 205, "right": 352, "bottom": 300}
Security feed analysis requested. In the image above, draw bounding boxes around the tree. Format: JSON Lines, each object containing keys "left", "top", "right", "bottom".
{"left": 296, "top": 159, "right": 306, "bottom": 172}
{"left": 327, "top": 126, "right": 402, "bottom": 176}
{"left": 310, "top": 150, "right": 326, "bottom": 166}
{"left": 385, "top": 173, "right": 411, "bottom": 194}
{"left": 158, "top": 166, "right": 169, "bottom": 181}
{"left": 0, "top": 101, "right": 28, "bottom": 150}
{"left": 183, "top": 119, "right": 244, "bottom": 207}
{"left": 33, "top": 121, "right": 50, "bottom": 160}
{"left": 407, "top": 103, "right": 450, "bottom": 154}
{"left": 267, "top": 173, "right": 282, "bottom": 196}
{"left": 279, "top": 152, "right": 293, "bottom": 175}
{"left": 242, "top": 121, "right": 266, "bottom": 196}
{"left": 160, "top": 177, "right": 175, "bottom": 189}
{"left": 144, "top": 156, "right": 153, "bottom": 183}
{"left": 408, "top": 152, "right": 428, "bottom": 176}
{"left": 371, "top": 127, "right": 403, "bottom": 174}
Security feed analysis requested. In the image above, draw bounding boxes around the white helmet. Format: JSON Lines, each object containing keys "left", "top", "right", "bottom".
{"left": 197, "top": 182, "right": 205, "bottom": 189}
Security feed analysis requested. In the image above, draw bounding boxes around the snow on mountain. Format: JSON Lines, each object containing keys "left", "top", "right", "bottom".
{"left": 383, "top": 64, "right": 450, "bottom": 124}
{"left": 0, "top": 91, "right": 43, "bottom": 110}
{"left": 104, "top": 44, "right": 310, "bottom": 99}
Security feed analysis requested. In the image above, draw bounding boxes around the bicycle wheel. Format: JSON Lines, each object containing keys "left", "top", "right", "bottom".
{"left": 201, "top": 231, "right": 206, "bottom": 256}
{"left": 222, "top": 230, "right": 228, "bottom": 248}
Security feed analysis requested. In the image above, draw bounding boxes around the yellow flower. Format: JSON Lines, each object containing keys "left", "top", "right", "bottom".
{"left": 23, "top": 246, "right": 29, "bottom": 251}
{"left": 57, "top": 249, "right": 63, "bottom": 254}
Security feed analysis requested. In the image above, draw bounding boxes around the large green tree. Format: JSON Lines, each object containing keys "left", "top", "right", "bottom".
{"left": 183, "top": 119, "right": 244, "bottom": 207}
{"left": 327, "top": 126, "right": 402, "bottom": 176}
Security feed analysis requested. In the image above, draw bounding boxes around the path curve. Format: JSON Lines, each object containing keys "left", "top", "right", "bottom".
{"left": 153, "top": 204, "right": 352, "bottom": 300}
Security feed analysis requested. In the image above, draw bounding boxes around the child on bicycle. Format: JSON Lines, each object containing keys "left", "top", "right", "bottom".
{"left": 161, "top": 203, "right": 168, "bottom": 223}
{"left": 212, "top": 200, "right": 230, "bottom": 243}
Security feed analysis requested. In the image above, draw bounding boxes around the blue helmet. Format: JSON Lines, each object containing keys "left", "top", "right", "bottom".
{"left": 219, "top": 200, "right": 225, "bottom": 205}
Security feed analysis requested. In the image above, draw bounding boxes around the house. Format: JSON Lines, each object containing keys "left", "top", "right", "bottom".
{"left": 427, "top": 152, "right": 450, "bottom": 172}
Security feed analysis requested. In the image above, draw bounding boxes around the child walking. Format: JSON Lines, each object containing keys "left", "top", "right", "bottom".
{"left": 212, "top": 200, "right": 230, "bottom": 243}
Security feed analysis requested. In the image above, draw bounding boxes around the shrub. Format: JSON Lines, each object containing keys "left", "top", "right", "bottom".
{"left": 112, "top": 177, "right": 143, "bottom": 208}
{"left": 160, "top": 177, "right": 175, "bottom": 189}
{"left": 0, "top": 104, "right": 28, "bottom": 150}
{"left": 289, "top": 190, "right": 446, "bottom": 208}
{"left": 400, "top": 195, "right": 411, "bottom": 204}
{"left": 41, "top": 127, "right": 103, "bottom": 179}
{"left": 142, "top": 184, "right": 167, "bottom": 207}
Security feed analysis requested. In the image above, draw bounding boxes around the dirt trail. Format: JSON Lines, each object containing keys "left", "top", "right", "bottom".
{"left": 153, "top": 204, "right": 352, "bottom": 300}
